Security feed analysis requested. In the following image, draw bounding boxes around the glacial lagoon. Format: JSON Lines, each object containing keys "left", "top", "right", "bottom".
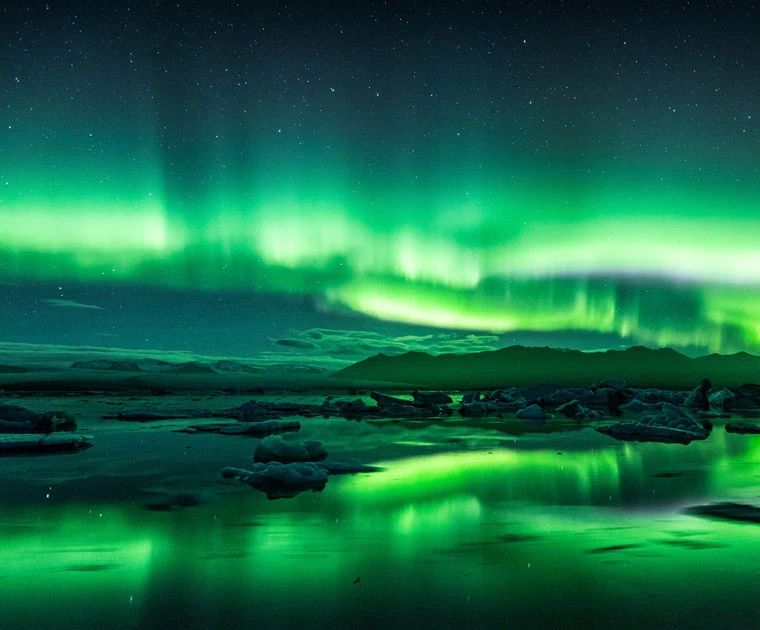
{"left": 2, "top": 399, "right": 760, "bottom": 629}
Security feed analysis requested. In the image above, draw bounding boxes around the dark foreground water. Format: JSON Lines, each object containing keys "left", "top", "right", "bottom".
{"left": 1, "top": 399, "right": 760, "bottom": 628}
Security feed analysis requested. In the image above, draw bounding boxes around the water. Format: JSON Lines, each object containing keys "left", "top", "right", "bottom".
{"left": 1, "top": 399, "right": 760, "bottom": 628}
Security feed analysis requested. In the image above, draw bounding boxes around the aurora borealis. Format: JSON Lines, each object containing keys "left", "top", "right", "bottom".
{"left": 3, "top": 2, "right": 760, "bottom": 356}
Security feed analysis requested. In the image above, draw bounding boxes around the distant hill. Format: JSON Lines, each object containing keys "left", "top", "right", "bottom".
{"left": 332, "top": 346, "right": 760, "bottom": 389}
{"left": 70, "top": 359, "right": 217, "bottom": 374}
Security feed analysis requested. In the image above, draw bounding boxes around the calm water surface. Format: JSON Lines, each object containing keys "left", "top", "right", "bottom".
{"left": 1, "top": 398, "right": 760, "bottom": 628}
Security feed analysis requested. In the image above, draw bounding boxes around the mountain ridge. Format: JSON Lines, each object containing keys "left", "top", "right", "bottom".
{"left": 332, "top": 345, "right": 760, "bottom": 389}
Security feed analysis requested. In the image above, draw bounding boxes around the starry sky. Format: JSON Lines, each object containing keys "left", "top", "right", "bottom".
{"left": 2, "top": 1, "right": 760, "bottom": 362}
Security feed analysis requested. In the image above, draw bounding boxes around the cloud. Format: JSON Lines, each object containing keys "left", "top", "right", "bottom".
{"left": 302, "top": 330, "right": 325, "bottom": 339}
{"left": 272, "top": 328, "right": 503, "bottom": 359}
{"left": 273, "top": 338, "right": 318, "bottom": 349}
{"left": 0, "top": 341, "right": 349, "bottom": 372}
{"left": 0, "top": 341, "right": 230, "bottom": 368}
{"left": 41, "top": 298, "right": 104, "bottom": 310}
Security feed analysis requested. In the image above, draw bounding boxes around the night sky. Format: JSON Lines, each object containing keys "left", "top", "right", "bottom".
{"left": 2, "top": 1, "right": 760, "bottom": 362}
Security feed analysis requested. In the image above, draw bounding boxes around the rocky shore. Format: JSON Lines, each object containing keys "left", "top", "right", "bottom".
{"left": 4, "top": 376, "right": 760, "bottom": 457}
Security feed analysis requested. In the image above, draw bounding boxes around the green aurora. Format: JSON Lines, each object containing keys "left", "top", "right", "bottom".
{"left": 3, "top": 1, "right": 760, "bottom": 355}
{"left": 3, "top": 172, "right": 760, "bottom": 353}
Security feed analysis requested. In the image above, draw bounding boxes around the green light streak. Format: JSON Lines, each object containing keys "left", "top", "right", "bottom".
{"left": 3, "top": 169, "right": 760, "bottom": 352}
{"left": 340, "top": 450, "right": 624, "bottom": 506}
{"left": 330, "top": 277, "right": 730, "bottom": 351}
{"left": 0, "top": 205, "right": 173, "bottom": 255}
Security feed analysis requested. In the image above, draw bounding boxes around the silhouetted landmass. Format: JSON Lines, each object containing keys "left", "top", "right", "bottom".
{"left": 333, "top": 345, "right": 760, "bottom": 389}
{"left": 71, "top": 359, "right": 217, "bottom": 374}
{"left": 685, "top": 502, "right": 760, "bottom": 524}
{"left": 725, "top": 421, "right": 760, "bottom": 434}
{"left": 0, "top": 364, "right": 60, "bottom": 373}
{"left": 0, "top": 365, "right": 34, "bottom": 373}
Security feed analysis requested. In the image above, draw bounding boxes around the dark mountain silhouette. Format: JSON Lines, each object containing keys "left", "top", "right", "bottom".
{"left": 332, "top": 345, "right": 760, "bottom": 389}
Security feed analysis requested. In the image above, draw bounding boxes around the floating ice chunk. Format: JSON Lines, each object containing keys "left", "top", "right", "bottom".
{"left": 222, "top": 462, "right": 328, "bottom": 499}
{"left": 254, "top": 435, "right": 327, "bottom": 463}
